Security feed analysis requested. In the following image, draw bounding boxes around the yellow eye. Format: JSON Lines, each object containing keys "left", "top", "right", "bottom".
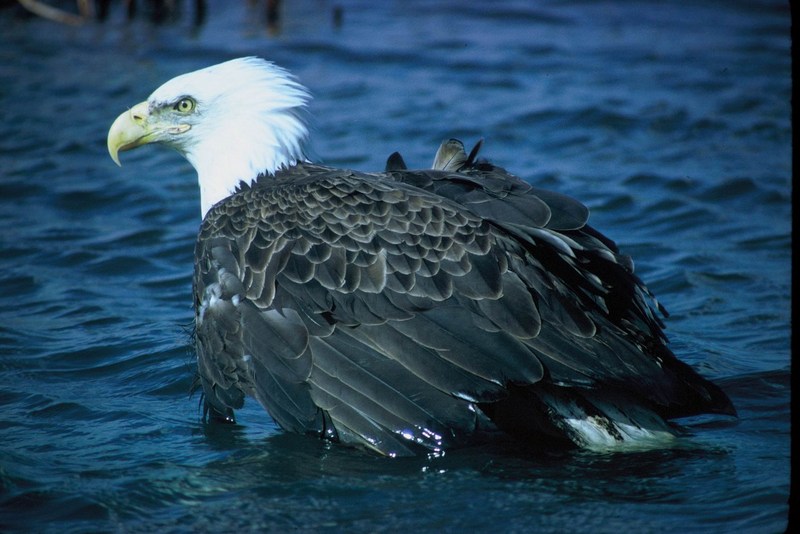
{"left": 174, "top": 98, "right": 195, "bottom": 113}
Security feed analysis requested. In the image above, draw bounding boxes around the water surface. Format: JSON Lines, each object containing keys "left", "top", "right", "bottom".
{"left": 0, "top": 1, "right": 790, "bottom": 532}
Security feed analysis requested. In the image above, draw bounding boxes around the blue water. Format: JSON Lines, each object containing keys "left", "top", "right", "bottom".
{"left": 0, "top": 1, "right": 791, "bottom": 532}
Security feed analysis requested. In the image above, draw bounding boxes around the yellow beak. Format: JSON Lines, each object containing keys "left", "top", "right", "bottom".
{"left": 107, "top": 101, "right": 151, "bottom": 166}
{"left": 107, "top": 101, "right": 192, "bottom": 166}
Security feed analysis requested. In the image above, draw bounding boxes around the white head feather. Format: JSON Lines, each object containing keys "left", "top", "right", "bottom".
{"left": 146, "top": 57, "right": 311, "bottom": 216}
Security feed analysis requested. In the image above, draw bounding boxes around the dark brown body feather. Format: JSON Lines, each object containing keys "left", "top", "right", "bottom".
{"left": 193, "top": 146, "right": 734, "bottom": 456}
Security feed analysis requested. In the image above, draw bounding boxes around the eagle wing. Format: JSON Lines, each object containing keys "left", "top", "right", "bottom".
{"left": 194, "top": 159, "right": 733, "bottom": 456}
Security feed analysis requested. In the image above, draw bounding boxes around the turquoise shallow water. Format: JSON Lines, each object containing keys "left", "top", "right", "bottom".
{"left": 0, "top": 1, "right": 791, "bottom": 532}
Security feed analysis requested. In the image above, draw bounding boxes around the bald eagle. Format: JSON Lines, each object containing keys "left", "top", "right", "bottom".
{"left": 108, "top": 57, "right": 734, "bottom": 456}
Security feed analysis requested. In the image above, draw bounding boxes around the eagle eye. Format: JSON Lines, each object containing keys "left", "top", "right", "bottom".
{"left": 174, "top": 98, "right": 196, "bottom": 114}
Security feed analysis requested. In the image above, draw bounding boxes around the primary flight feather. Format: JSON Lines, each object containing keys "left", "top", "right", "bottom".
{"left": 108, "top": 57, "right": 734, "bottom": 456}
